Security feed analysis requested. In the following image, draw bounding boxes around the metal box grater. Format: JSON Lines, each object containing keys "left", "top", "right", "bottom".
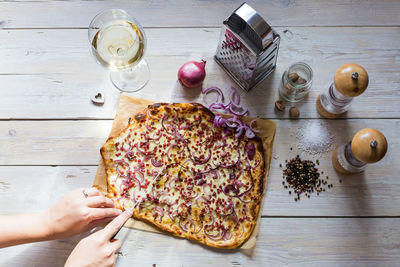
{"left": 214, "top": 2, "right": 280, "bottom": 91}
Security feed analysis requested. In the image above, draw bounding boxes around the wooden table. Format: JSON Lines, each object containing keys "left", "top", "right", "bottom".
{"left": 1, "top": 1, "right": 399, "bottom": 266}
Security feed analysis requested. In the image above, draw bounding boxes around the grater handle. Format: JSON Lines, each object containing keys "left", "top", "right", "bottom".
{"left": 226, "top": 2, "right": 272, "bottom": 50}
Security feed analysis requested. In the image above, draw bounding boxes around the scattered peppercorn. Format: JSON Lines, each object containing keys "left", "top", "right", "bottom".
{"left": 282, "top": 155, "right": 332, "bottom": 201}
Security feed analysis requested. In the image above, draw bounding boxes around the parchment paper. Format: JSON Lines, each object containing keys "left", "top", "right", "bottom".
{"left": 93, "top": 94, "right": 276, "bottom": 249}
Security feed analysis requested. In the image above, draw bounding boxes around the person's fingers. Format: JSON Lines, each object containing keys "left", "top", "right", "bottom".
{"left": 102, "top": 210, "right": 133, "bottom": 240}
{"left": 109, "top": 253, "right": 118, "bottom": 266}
{"left": 86, "top": 216, "right": 118, "bottom": 230}
{"left": 89, "top": 208, "right": 122, "bottom": 221}
{"left": 86, "top": 196, "right": 115, "bottom": 208}
{"left": 85, "top": 187, "right": 102, "bottom": 197}
{"left": 109, "top": 239, "right": 122, "bottom": 252}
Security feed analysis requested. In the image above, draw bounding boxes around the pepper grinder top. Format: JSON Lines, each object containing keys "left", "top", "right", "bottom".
{"left": 351, "top": 128, "right": 387, "bottom": 164}
{"left": 317, "top": 63, "right": 369, "bottom": 118}
{"left": 334, "top": 63, "right": 369, "bottom": 97}
{"left": 332, "top": 128, "right": 387, "bottom": 174}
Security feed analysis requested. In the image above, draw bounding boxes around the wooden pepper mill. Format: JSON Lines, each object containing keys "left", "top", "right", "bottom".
{"left": 332, "top": 128, "right": 387, "bottom": 173}
{"left": 317, "top": 63, "right": 369, "bottom": 118}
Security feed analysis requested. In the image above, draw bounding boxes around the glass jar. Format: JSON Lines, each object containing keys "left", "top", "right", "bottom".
{"left": 279, "top": 62, "right": 313, "bottom": 102}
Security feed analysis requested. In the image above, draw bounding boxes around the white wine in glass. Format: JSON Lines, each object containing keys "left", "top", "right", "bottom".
{"left": 89, "top": 9, "right": 150, "bottom": 92}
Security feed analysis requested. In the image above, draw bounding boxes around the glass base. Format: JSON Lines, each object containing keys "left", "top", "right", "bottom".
{"left": 279, "top": 89, "right": 308, "bottom": 102}
{"left": 110, "top": 59, "right": 150, "bottom": 92}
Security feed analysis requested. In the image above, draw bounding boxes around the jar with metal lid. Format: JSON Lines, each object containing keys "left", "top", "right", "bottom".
{"left": 317, "top": 63, "right": 369, "bottom": 118}
{"left": 279, "top": 62, "right": 313, "bottom": 102}
{"left": 332, "top": 128, "right": 387, "bottom": 173}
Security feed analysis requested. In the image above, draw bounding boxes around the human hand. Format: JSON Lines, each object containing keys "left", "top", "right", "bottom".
{"left": 44, "top": 187, "right": 122, "bottom": 239}
{"left": 65, "top": 210, "right": 132, "bottom": 267}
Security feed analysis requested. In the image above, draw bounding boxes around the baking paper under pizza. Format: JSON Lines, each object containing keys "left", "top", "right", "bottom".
{"left": 101, "top": 102, "right": 265, "bottom": 249}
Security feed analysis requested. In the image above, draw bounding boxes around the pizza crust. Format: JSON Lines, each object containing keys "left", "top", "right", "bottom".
{"left": 101, "top": 103, "right": 265, "bottom": 249}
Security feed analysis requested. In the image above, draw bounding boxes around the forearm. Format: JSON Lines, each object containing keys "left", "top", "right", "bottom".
{"left": 0, "top": 212, "right": 52, "bottom": 248}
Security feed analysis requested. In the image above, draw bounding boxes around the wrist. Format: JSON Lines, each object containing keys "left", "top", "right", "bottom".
{"left": 37, "top": 210, "right": 57, "bottom": 240}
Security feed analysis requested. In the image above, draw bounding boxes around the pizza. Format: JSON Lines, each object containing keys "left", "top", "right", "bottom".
{"left": 101, "top": 103, "right": 265, "bottom": 249}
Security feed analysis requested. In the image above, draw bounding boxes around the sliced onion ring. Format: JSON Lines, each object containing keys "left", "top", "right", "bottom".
{"left": 151, "top": 157, "right": 163, "bottom": 167}
{"left": 202, "top": 86, "right": 225, "bottom": 103}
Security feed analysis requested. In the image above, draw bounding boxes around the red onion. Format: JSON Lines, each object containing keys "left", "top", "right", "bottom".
{"left": 209, "top": 170, "right": 219, "bottom": 179}
{"left": 132, "top": 171, "right": 144, "bottom": 183}
{"left": 172, "top": 126, "right": 185, "bottom": 142}
{"left": 115, "top": 160, "right": 130, "bottom": 177}
{"left": 194, "top": 222, "right": 203, "bottom": 234}
{"left": 195, "top": 196, "right": 207, "bottom": 206}
{"left": 215, "top": 198, "right": 234, "bottom": 217}
{"left": 167, "top": 202, "right": 178, "bottom": 221}
{"left": 237, "top": 195, "right": 252, "bottom": 203}
{"left": 125, "top": 151, "right": 135, "bottom": 161}
{"left": 182, "top": 190, "right": 198, "bottom": 199}
{"left": 228, "top": 103, "right": 249, "bottom": 116}
{"left": 222, "top": 230, "right": 232, "bottom": 241}
{"left": 229, "top": 86, "right": 240, "bottom": 105}
{"left": 224, "top": 184, "right": 239, "bottom": 195}
{"left": 234, "top": 179, "right": 245, "bottom": 188}
{"left": 246, "top": 143, "right": 255, "bottom": 160}
{"left": 178, "top": 60, "right": 206, "bottom": 88}
{"left": 204, "top": 227, "right": 222, "bottom": 241}
{"left": 237, "top": 172, "right": 254, "bottom": 198}
{"left": 201, "top": 86, "right": 257, "bottom": 139}
{"left": 197, "top": 179, "right": 206, "bottom": 186}
{"left": 151, "top": 157, "right": 163, "bottom": 167}
{"left": 161, "top": 114, "right": 173, "bottom": 134}
{"left": 129, "top": 175, "right": 142, "bottom": 189}
{"left": 202, "top": 86, "right": 224, "bottom": 103}
{"left": 191, "top": 148, "right": 211, "bottom": 165}
{"left": 149, "top": 130, "right": 162, "bottom": 141}
{"left": 130, "top": 190, "right": 137, "bottom": 204}
{"left": 135, "top": 143, "right": 147, "bottom": 155}
{"left": 178, "top": 218, "right": 189, "bottom": 232}
{"left": 245, "top": 128, "right": 255, "bottom": 139}
{"left": 249, "top": 118, "right": 260, "bottom": 133}
{"left": 167, "top": 143, "right": 186, "bottom": 161}
{"left": 154, "top": 206, "right": 164, "bottom": 218}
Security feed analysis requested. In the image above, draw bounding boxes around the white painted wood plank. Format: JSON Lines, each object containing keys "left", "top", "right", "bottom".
{"left": 0, "top": 218, "right": 399, "bottom": 266}
{"left": 1, "top": 0, "right": 400, "bottom": 28}
{"left": 0, "top": 166, "right": 96, "bottom": 214}
{"left": 0, "top": 119, "right": 398, "bottom": 216}
{"left": 0, "top": 27, "right": 399, "bottom": 119}
{"left": 0, "top": 120, "right": 112, "bottom": 165}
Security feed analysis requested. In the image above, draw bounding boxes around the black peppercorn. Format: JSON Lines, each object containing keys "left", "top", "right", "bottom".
{"left": 282, "top": 155, "right": 332, "bottom": 201}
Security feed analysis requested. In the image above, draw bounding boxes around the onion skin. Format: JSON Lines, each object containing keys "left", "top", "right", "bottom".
{"left": 178, "top": 60, "right": 206, "bottom": 88}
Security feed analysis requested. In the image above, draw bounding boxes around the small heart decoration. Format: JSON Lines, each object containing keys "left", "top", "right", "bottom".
{"left": 91, "top": 92, "right": 105, "bottom": 105}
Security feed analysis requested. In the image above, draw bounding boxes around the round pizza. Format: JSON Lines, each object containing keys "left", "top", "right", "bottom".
{"left": 101, "top": 103, "right": 265, "bottom": 249}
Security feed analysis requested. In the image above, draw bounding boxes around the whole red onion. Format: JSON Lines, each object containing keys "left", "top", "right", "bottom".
{"left": 178, "top": 60, "right": 206, "bottom": 88}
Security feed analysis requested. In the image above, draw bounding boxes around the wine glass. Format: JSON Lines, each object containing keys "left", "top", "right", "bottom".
{"left": 88, "top": 9, "right": 150, "bottom": 92}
